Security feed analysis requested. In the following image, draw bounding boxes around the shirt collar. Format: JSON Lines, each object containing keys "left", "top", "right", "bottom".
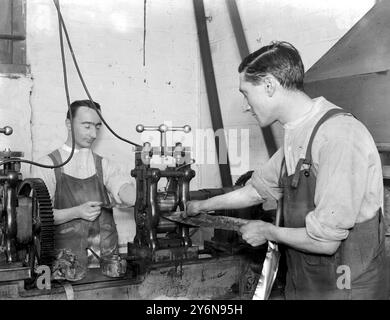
{"left": 283, "top": 96, "right": 324, "bottom": 130}
{"left": 61, "top": 144, "right": 90, "bottom": 153}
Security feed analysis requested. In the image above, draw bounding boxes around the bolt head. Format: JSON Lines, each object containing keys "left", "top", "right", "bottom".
{"left": 4, "top": 126, "right": 13, "bottom": 136}
{"left": 159, "top": 124, "right": 168, "bottom": 132}
{"left": 136, "top": 124, "right": 144, "bottom": 133}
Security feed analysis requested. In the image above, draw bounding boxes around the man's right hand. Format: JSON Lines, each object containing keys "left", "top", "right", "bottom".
{"left": 77, "top": 201, "right": 102, "bottom": 221}
{"left": 183, "top": 200, "right": 208, "bottom": 218}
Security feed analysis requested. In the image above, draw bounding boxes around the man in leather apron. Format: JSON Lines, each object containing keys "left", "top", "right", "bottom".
{"left": 34, "top": 100, "right": 135, "bottom": 272}
{"left": 185, "top": 41, "right": 388, "bottom": 299}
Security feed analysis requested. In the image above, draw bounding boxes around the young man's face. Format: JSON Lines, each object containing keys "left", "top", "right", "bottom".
{"left": 66, "top": 106, "right": 102, "bottom": 149}
{"left": 239, "top": 72, "right": 276, "bottom": 127}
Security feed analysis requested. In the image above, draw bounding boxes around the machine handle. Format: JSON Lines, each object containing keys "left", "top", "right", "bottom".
{"left": 136, "top": 124, "right": 191, "bottom": 156}
{"left": 0, "top": 126, "right": 13, "bottom": 136}
{"left": 136, "top": 124, "right": 191, "bottom": 133}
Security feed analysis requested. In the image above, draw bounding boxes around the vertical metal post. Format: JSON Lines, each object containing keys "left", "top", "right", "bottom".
{"left": 193, "top": 0, "right": 233, "bottom": 187}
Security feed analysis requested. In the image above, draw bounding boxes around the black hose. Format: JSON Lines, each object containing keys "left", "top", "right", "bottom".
{"left": 52, "top": 0, "right": 141, "bottom": 148}
{"left": 0, "top": 0, "right": 76, "bottom": 169}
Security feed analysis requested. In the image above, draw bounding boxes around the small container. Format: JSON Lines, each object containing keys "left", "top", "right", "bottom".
{"left": 86, "top": 248, "right": 127, "bottom": 278}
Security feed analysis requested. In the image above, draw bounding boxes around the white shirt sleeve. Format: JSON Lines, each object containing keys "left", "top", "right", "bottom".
{"left": 305, "top": 118, "right": 382, "bottom": 242}
{"left": 248, "top": 147, "right": 284, "bottom": 202}
{"left": 101, "top": 157, "right": 135, "bottom": 204}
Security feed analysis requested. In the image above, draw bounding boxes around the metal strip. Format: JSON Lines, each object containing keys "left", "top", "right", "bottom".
{"left": 163, "top": 211, "right": 249, "bottom": 232}
{"left": 62, "top": 282, "right": 75, "bottom": 300}
{"left": 226, "top": 0, "right": 278, "bottom": 157}
{"left": 193, "top": 0, "right": 233, "bottom": 187}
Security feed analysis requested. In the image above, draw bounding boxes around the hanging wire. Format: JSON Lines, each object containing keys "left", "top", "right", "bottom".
{"left": 0, "top": 0, "right": 76, "bottom": 168}
{"left": 143, "top": 0, "right": 147, "bottom": 66}
{"left": 0, "top": 0, "right": 141, "bottom": 168}
{"left": 52, "top": 0, "right": 141, "bottom": 148}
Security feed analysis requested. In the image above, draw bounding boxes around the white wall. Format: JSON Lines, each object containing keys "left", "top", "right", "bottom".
{"left": 0, "top": 76, "right": 33, "bottom": 178}
{"left": 7, "top": 0, "right": 201, "bottom": 249}
{"left": 0, "top": 0, "right": 376, "bottom": 247}
{"left": 200, "top": 0, "right": 376, "bottom": 188}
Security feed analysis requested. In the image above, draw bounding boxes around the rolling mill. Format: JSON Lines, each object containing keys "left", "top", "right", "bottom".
{"left": 1, "top": 0, "right": 390, "bottom": 303}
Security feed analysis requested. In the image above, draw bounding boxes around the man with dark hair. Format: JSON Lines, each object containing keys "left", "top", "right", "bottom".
{"left": 186, "top": 41, "right": 388, "bottom": 299}
{"left": 33, "top": 99, "right": 135, "bottom": 272}
{"left": 66, "top": 99, "right": 102, "bottom": 120}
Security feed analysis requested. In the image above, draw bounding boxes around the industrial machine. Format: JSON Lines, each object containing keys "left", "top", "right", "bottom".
{"left": 128, "top": 123, "right": 198, "bottom": 264}
{"left": 124, "top": 123, "right": 270, "bottom": 295}
{"left": 0, "top": 123, "right": 268, "bottom": 300}
{"left": 0, "top": 125, "right": 55, "bottom": 287}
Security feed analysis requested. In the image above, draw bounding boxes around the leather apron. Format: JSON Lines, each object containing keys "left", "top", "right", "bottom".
{"left": 48, "top": 150, "right": 119, "bottom": 268}
{"left": 282, "top": 108, "right": 388, "bottom": 299}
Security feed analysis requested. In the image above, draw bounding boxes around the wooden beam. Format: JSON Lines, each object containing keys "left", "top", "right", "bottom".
{"left": 226, "top": 0, "right": 277, "bottom": 157}
{"left": 0, "top": 34, "right": 25, "bottom": 41}
{"left": 193, "top": 0, "right": 232, "bottom": 187}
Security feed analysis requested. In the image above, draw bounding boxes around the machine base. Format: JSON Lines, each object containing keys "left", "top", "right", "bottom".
{"left": 0, "top": 255, "right": 261, "bottom": 300}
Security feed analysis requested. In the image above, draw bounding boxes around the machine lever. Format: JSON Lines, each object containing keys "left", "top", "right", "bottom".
{"left": 136, "top": 124, "right": 191, "bottom": 156}
{"left": 0, "top": 126, "right": 13, "bottom": 136}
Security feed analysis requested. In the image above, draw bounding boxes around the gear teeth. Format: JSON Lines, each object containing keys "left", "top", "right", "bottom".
{"left": 18, "top": 178, "right": 55, "bottom": 268}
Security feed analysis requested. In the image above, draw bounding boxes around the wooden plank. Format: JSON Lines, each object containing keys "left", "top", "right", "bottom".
{"left": 377, "top": 143, "right": 390, "bottom": 153}
{"left": 0, "top": 40, "right": 12, "bottom": 64}
{"left": 0, "top": 0, "right": 12, "bottom": 33}
{"left": 193, "top": 0, "right": 232, "bottom": 187}
{"left": 0, "top": 0, "right": 26, "bottom": 69}
{"left": 0, "top": 33, "right": 25, "bottom": 40}
{"left": 12, "top": 0, "right": 25, "bottom": 35}
{"left": 12, "top": 0, "right": 26, "bottom": 65}
{"left": 0, "top": 0, "right": 12, "bottom": 64}
{"left": 0, "top": 63, "right": 29, "bottom": 74}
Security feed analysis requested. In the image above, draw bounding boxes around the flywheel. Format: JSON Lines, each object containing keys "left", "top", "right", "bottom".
{"left": 18, "top": 178, "right": 55, "bottom": 269}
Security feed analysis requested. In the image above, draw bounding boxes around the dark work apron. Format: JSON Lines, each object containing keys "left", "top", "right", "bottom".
{"left": 282, "top": 108, "right": 388, "bottom": 300}
{"left": 48, "top": 150, "right": 119, "bottom": 268}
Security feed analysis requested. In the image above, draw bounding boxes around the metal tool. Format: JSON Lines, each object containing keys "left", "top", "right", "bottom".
{"left": 252, "top": 200, "right": 282, "bottom": 300}
{"left": 86, "top": 248, "right": 127, "bottom": 278}
{"left": 101, "top": 203, "right": 134, "bottom": 210}
{"left": 162, "top": 211, "right": 249, "bottom": 232}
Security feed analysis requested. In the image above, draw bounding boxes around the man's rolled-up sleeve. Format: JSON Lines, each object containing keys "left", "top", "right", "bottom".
{"left": 248, "top": 147, "right": 284, "bottom": 202}
{"left": 306, "top": 129, "right": 369, "bottom": 242}
{"left": 102, "top": 158, "right": 135, "bottom": 204}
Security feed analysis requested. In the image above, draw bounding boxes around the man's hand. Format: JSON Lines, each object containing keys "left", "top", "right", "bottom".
{"left": 240, "top": 220, "right": 273, "bottom": 247}
{"left": 76, "top": 201, "right": 102, "bottom": 221}
{"left": 183, "top": 200, "right": 208, "bottom": 218}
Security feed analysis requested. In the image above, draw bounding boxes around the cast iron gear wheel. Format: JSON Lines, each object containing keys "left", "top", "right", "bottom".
{"left": 18, "top": 178, "right": 55, "bottom": 268}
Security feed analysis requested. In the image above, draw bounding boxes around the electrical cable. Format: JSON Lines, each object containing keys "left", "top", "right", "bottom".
{"left": 52, "top": 0, "right": 141, "bottom": 148}
{"left": 0, "top": 0, "right": 141, "bottom": 168}
{"left": 0, "top": 0, "right": 76, "bottom": 168}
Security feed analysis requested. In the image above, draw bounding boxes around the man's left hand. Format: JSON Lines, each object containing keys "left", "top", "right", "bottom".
{"left": 240, "top": 220, "right": 272, "bottom": 247}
